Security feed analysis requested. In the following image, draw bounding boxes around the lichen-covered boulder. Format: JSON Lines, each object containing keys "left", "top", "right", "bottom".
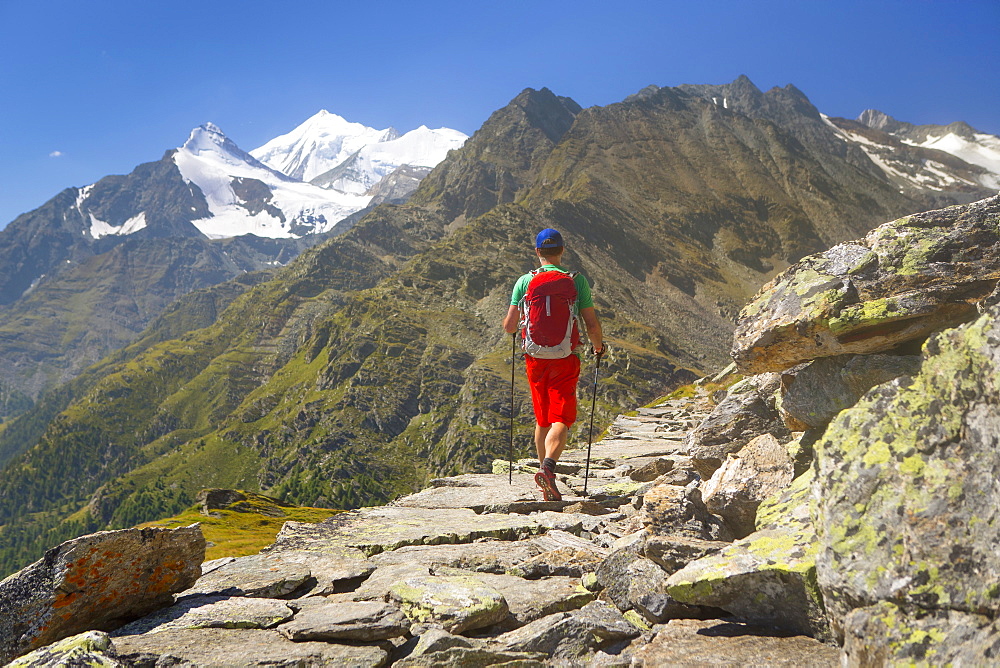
{"left": 665, "top": 472, "right": 828, "bottom": 639}
{"left": 732, "top": 194, "right": 1000, "bottom": 375}
{"left": 813, "top": 304, "right": 1000, "bottom": 646}
{"left": 5, "top": 631, "right": 123, "bottom": 668}
{"left": 778, "top": 352, "right": 922, "bottom": 429}
{"left": 687, "top": 373, "right": 790, "bottom": 477}
{"left": 701, "top": 433, "right": 795, "bottom": 538}
{"left": 0, "top": 525, "right": 205, "bottom": 664}
{"left": 389, "top": 574, "right": 509, "bottom": 634}
{"left": 840, "top": 601, "right": 1000, "bottom": 666}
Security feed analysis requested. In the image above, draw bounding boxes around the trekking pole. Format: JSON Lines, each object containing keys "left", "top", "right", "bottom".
{"left": 509, "top": 331, "right": 517, "bottom": 485}
{"left": 583, "top": 349, "right": 603, "bottom": 495}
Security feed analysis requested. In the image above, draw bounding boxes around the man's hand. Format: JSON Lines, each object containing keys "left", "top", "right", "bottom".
{"left": 592, "top": 343, "right": 605, "bottom": 357}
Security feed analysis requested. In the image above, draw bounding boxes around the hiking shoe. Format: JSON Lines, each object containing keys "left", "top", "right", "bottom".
{"left": 534, "top": 469, "right": 562, "bottom": 502}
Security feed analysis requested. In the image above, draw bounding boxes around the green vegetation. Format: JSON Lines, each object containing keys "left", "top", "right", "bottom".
{"left": 139, "top": 492, "right": 342, "bottom": 561}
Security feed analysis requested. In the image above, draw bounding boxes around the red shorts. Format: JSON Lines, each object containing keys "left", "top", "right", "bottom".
{"left": 526, "top": 354, "right": 581, "bottom": 428}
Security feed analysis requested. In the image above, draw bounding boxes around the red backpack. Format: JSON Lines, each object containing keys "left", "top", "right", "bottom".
{"left": 518, "top": 269, "right": 580, "bottom": 359}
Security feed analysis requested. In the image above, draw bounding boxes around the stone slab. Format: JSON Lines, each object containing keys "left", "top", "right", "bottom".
{"left": 270, "top": 507, "right": 553, "bottom": 557}
{"left": 632, "top": 619, "right": 839, "bottom": 666}
{"left": 391, "top": 473, "right": 574, "bottom": 513}
{"left": 111, "top": 628, "right": 390, "bottom": 667}
{"left": 277, "top": 600, "right": 409, "bottom": 641}
{"left": 180, "top": 553, "right": 312, "bottom": 599}
{"left": 433, "top": 567, "right": 594, "bottom": 626}
{"left": 112, "top": 595, "right": 293, "bottom": 637}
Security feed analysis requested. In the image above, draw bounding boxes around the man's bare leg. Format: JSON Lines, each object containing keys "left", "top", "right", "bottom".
{"left": 535, "top": 422, "right": 569, "bottom": 464}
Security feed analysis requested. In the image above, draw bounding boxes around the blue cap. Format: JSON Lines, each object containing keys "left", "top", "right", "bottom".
{"left": 535, "top": 228, "right": 564, "bottom": 249}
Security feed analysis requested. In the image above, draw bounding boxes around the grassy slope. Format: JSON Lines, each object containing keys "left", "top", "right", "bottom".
{"left": 139, "top": 491, "right": 342, "bottom": 561}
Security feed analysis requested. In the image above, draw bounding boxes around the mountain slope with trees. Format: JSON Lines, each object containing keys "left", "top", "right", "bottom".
{"left": 0, "top": 78, "right": 989, "bottom": 576}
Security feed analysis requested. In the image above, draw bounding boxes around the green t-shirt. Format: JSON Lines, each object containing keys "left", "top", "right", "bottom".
{"left": 509, "top": 265, "right": 594, "bottom": 311}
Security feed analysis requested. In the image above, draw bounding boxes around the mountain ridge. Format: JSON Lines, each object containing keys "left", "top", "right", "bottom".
{"left": 1, "top": 78, "right": 998, "bottom": 577}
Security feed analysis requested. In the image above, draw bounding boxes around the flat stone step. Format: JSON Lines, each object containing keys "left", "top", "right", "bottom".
{"left": 269, "top": 507, "right": 591, "bottom": 558}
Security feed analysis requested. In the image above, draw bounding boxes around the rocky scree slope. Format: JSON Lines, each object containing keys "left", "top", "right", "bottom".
{"left": 0, "top": 79, "right": 958, "bottom": 577}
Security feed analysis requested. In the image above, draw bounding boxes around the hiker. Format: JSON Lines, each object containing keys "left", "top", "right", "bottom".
{"left": 502, "top": 228, "right": 604, "bottom": 501}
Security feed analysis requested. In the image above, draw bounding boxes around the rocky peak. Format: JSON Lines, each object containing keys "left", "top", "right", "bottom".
{"left": 508, "top": 87, "right": 582, "bottom": 144}
{"left": 408, "top": 87, "right": 582, "bottom": 220}
{"left": 857, "top": 108, "right": 908, "bottom": 133}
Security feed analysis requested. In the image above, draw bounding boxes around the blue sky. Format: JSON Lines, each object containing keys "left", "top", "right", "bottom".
{"left": 1, "top": 0, "right": 998, "bottom": 228}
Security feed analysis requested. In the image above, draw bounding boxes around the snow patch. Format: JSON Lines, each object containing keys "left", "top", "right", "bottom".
{"left": 917, "top": 132, "right": 1000, "bottom": 189}
{"left": 89, "top": 211, "right": 148, "bottom": 239}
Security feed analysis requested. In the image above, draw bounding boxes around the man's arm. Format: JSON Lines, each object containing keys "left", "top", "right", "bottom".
{"left": 580, "top": 306, "right": 604, "bottom": 354}
{"left": 502, "top": 305, "right": 520, "bottom": 334}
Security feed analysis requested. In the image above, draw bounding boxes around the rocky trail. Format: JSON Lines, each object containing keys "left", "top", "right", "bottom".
{"left": 3, "top": 392, "right": 839, "bottom": 667}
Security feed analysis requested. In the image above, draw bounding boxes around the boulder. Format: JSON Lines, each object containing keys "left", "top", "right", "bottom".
{"left": 841, "top": 601, "right": 1000, "bottom": 666}
{"left": 254, "top": 547, "right": 375, "bottom": 596}
{"left": 813, "top": 305, "right": 1000, "bottom": 645}
{"left": 595, "top": 550, "right": 718, "bottom": 624}
{"left": 700, "top": 433, "right": 795, "bottom": 538}
{"left": 632, "top": 618, "right": 840, "bottom": 666}
{"left": 407, "top": 628, "right": 474, "bottom": 657}
{"left": 277, "top": 600, "right": 409, "bottom": 641}
{"left": 487, "top": 601, "right": 640, "bottom": 662}
{"left": 5, "top": 631, "right": 123, "bottom": 668}
{"left": 687, "top": 373, "right": 791, "bottom": 477}
{"left": 0, "top": 525, "right": 204, "bottom": 664}
{"left": 732, "top": 194, "right": 1000, "bottom": 375}
{"left": 665, "top": 483, "right": 828, "bottom": 639}
{"left": 111, "top": 628, "right": 391, "bottom": 666}
{"left": 113, "top": 595, "right": 293, "bottom": 636}
{"left": 389, "top": 574, "right": 509, "bottom": 634}
{"left": 629, "top": 458, "right": 675, "bottom": 482}
{"left": 509, "top": 546, "right": 605, "bottom": 579}
{"left": 778, "top": 353, "right": 922, "bottom": 429}
{"left": 196, "top": 489, "right": 248, "bottom": 514}
{"left": 642, "top": 535, "right": 729, "bottom": 575}
{"left": 639, "top": 483, "right": 733, "bottom": 541}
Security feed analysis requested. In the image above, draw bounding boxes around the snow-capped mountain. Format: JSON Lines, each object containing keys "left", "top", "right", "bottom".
{"left": 173, "top": 123, "right": 370, "bottom": 239}
{"left": 250, "top": 110, "right": 467, "bottom": 195}
{"left": 825, "top": 110, "right": 1000, "bottom": 197}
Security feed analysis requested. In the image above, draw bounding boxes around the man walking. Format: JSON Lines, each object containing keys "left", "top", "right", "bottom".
{"left": 502, "top": 228, "right": 603, "bottom": 501}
